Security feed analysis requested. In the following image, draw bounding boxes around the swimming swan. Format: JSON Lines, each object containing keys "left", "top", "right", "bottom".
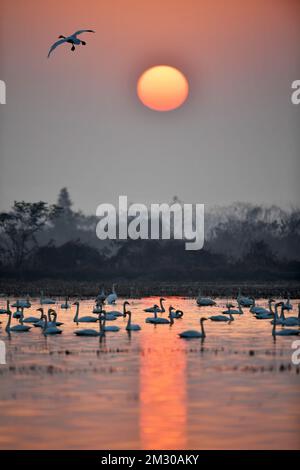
{"left": 5, "top": 309, "right": 31, "bottom": 333}
{"left": 196, "top": 291, "right": 216, "bottom": 307}
{"left": 179, "top": 317, "right": 207, "bottom": 338}
{"left": 73, "top": 301, "right": 98, "bottom": 324}
{"left": 75, "top": 312, "right": 104, "bottom": 336}
{"left": 125, "top": 310, "right": 141, "bottom": 331}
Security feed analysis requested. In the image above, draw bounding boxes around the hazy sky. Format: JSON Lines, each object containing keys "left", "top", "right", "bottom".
{"left": 0, "top": 0, "right": 299, "bottom": 213}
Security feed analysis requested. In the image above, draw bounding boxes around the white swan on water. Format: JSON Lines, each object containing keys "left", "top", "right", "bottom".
{"left": 11, "top": 295, "right": 31, "bottom": 309}
{"left": 108, "top": 301, "right": 130, "bottom": 317}
{"left": 93, "top": 301, "right": 118, "bottom": 320}
{"left": 144, "top": 298, "right": 166, "bottom": 313}
{"left": 23, "top": 309, "right": 43, "bottom": 324}
{"left": 250, "top": 298, "right": 274, "bottom": 315}
{"left": 222, "top": 302, "right": 243, "bottom": 315}
{"left": 106, "top": 284, "right": 118, "bottom": 305}
{"left": 74, "top": 313, "right": 104, "bottom": 337}
{"left": 73, "top": 301, "right": 98, "bottom": 324}
{"left": 209, "top": 312, "right": 234, "bottom": 322}
{"left": 40, "top": 291, "right": 56, "bottom": 305}
{"left": 48, "top": 30, "right": 95, "bottom": 58}
{"left": 101, "top": 310, "right": 120, "bottom": 332}
{"left": 169, "top": 306, "right": 184, "bottom": 319}
{"left": 272, "top": 303, "right": 300, "bottom": 327}
{"left": 145, "top": 305, "right": 160, "bottom": 323}
{"left": 196, "top": 291, "right": 216, "bottom": 307}
{"left": 179, "top": 317, "right": 207, "bottom": 338}
{"left": 96, "top": 287, "right": 106, "bottom": 303}
{"left": 41, "top": 314, "right": 62, "bottom": 336}
{"left": 146, "top": 314, "right": 170, "bottom": 325}
{"left": 0, "top": 300, "right": 9, "bottom": 315}
{"left": 125, "top": 310, "right": 141, "bottom": 331}
{"left": 237, "top": 289, "right": 253, "bottom": 307}
{"left": 61, "top": 297, "right": 70, "bottom": 309}
{"left": 272, "top": 310, "right": 299, "bottom": 337}
{"left": 5, "top": 309, "right": 31, "bottom": 333}
{"left": 282, "top": 293, "right": 293, "bottom": 312}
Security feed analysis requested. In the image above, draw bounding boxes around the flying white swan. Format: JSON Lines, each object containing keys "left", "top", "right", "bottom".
{"left": 5, "top": 309, "right": 31, "bottom": 333}
{"left": 106, "top": 284, "right": 118, "bottom": 305}
{"left": 125, "top": 310, "right": 141, "bottom": 331}
{"left": 73, "top": 301, "right": 98, "bottom": 324}
{"left": 196, "top": 291, "right": 216, "bottom": 307}
{"left": 209, "top": 312, "right": 234, "bottom": 322}
{"left": 41, "top": 314, "right": 62, "bottom": 336}
{"left": 179, "top": 317, "right": 207, "bottom": 338}
{"left": 144, "top": 298, "right": 166, "bottom": 313}
{"left": 48, "top": 30, "right": 95, "bottom": 58}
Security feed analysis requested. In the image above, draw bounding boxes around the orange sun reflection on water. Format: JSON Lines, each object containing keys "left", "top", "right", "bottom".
{"left": 139, "top": 327, "right": 187, "bottom": 449}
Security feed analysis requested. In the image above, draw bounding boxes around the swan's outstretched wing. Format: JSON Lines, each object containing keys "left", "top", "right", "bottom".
{"left": 47, "top": 38, "right": 67, "bottom": 58}
{"left": 73, "top": 29, "right": 95, "bottom": 37}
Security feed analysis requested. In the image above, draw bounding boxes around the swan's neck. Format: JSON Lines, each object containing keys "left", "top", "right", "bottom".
{"left": 200, "top": 320, "right": 206, "bottom": 337}
{"left": 279, "top": 306, "right": 285, "bottom": 320}
{"left": 5, "top": 313, "right": 12, "bottom": 332}
{"left": 123, "top": 303, "right": 128, "bottom": 315}
{"left": 73, "top": 304, "right": 79, "bottom": 322}
{"left": 272, "top": 314, "right": 276, "bottom": 334}
{"left": 160, "top": 299, "right": 165, "bottom": 312}
{"left": 19, "top": 309, "right": 24, "bottom": 325}
{"left": 298, "top": 306, "right": 300, "bottom": 319}
{"left": 126, "top": 312, "right": 132, "bottom": 329}
{"left": 269, "top": 300, "right": 274, "bottom": 314}
{"left": 43, "top": 316, "right": 48, "bottom": 331}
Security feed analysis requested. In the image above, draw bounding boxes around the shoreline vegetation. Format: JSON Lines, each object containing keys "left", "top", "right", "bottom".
{"left": 0, "top": 280, "right": 299, "bottom": 299}
{"left": 1, "top": 189, "right": 299, "bottom": 293}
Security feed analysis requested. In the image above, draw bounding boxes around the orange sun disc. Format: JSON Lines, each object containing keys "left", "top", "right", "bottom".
{"left": 137, "top": 65, "right": 189, "bottom": 112}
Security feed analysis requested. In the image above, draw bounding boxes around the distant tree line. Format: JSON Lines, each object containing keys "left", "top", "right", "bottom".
{"left": 0, "top": 188, "right": 299, "bottom": 281}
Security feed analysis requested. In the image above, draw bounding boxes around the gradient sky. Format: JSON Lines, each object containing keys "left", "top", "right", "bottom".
{"left": 0, "top": 0, "right": 299, "bottom": 212}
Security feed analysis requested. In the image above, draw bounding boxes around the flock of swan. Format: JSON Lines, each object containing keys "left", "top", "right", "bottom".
{"left": 0, "top": 286, "right": 299, "bottom": 340}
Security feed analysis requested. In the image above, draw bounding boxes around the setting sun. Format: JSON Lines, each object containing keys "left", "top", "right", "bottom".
{"left": 137, "top": 65, "right": 189, "bottom": 112}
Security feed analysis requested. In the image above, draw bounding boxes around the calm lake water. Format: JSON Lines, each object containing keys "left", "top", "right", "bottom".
{"left": 0, "top": 297, "right": 299, "bottom": 450}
